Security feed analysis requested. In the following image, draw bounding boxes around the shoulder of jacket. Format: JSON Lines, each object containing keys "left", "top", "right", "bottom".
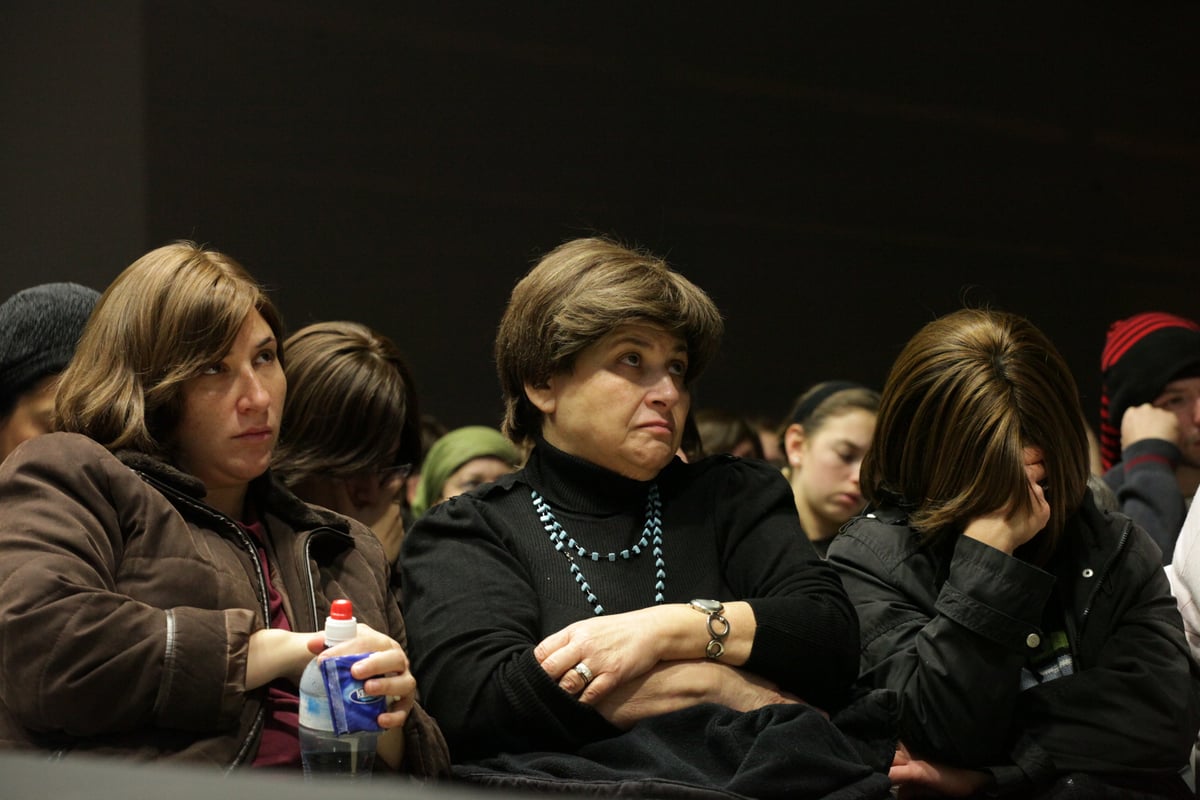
{"left": 6, "top": 432, "right": 136, "bottom": 487}
{"left": 835, "top": 511, "right": 924, "bottom": 565}
{"left": 482, "top": 468, "right": 524, "bottom": 498}
{"left": 412, "top": 473, "right": 521, "bottom": 529}
{"left": 12, "top": 430, "right": 109, "bottom": 461}
{"left": 1105, "top": 511, "right": 1164, "bottom": 575}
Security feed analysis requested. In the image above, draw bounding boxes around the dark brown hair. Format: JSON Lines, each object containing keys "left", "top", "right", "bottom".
{"left": 695, "top": 408, "right": 763, "bottom": 459}
{"left": 272, "top": 321, "right": 410, "bottom": 484}
{"left": 495, "top": 237, "right": 724, "bottom": 446}
{"left": 862, "top": 308, "right": 1089, "bottom": 555}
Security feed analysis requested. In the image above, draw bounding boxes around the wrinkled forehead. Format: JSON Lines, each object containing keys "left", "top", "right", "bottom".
{"left": 599, "top": 321, "right": 688, "bottom": 352}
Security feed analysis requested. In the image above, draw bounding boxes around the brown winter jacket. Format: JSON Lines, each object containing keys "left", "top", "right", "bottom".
{"left": 0, "top": 432, "right": 449, "bottom": 777}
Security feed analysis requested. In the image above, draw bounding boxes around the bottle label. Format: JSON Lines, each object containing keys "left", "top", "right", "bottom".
{"left": 321, "top": 654, "right": 387, "bottom": 735}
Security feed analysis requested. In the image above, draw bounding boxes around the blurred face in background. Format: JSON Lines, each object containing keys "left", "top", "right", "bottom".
{"left": 785, "top": 408, "right": 876, "bottom": 542}
{"left": 1154, "top": 376, "right": 1200, "bottom": 468}
{"left": 0, "top": 374, "right": 59, "bottom": 462}
{"left": 439, "top": 456, "right": 517, "bottom": 503}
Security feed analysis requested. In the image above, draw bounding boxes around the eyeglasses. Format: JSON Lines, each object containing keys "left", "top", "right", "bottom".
{"left": 376, "top": 463, "right": 413, "bottom": 487}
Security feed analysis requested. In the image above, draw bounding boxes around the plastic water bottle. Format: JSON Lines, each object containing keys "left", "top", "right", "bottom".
{"left": 299, "top": 599, "right": 380, "bottom": 780}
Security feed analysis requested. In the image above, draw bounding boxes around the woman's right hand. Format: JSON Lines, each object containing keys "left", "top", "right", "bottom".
{"left": 534, "top": 606, "right": 671, "bottom": 702}
{"left": 962, "top": 447, "right": 1051, "bottom": 555}
{"left": 246, "top": 628, "right": 318, "bottom": 689}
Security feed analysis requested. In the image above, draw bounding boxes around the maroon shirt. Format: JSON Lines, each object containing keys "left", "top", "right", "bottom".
{"left": 241, "top": 519, "right": 303, "bottom": 768}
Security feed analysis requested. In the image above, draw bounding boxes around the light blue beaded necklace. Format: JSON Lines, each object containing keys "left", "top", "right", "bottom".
{"left": 531, "top": 484, "right": 665, "bottom": 616}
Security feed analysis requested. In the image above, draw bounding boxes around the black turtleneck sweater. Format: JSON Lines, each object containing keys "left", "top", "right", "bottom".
{"left": 401, "top": 440, "right": 859, "bottom": 762}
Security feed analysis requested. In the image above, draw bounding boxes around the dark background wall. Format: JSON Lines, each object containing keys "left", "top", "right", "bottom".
{"left": 3, "top": 2, "right": 1198, "bottom": 433}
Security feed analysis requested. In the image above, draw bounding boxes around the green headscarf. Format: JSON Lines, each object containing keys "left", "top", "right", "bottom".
{"left": 411, "top": 425, "right": 520, "bottom": 517}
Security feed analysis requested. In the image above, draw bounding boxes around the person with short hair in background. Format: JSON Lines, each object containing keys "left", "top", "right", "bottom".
{"left": 272, "top": 320, "right": 417, "bottom": 568}
{"left": 0, "top": 281, "right": 99, "bottom": 461}
{"left": 693, "top": 407, "right": 765, "bottom": 461}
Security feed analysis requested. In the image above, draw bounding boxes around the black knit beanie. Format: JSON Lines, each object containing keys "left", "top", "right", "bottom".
{"left": 0, "top": 282, "right": 101, "bottom": 415}
{"left": 1099, "top": 311, "right": 1200, "bottom": 471}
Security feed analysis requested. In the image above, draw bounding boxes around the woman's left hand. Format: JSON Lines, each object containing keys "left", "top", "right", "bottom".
{"left": 593, "top": 660, "right": 804, "bottom": 729}
{"left": 535, "top": 607, "right": 675, "bottom": 703}
{"left": 308, "top": 623, "right": 416, "bottom": 729}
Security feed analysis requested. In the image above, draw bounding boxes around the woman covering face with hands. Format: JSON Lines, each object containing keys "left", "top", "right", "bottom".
{"left": 0, "top": 243, "right": 447, "bottom": 775}
{"left": 401, "top": 238, "right": 894, "bottom": 798}
{"left": 828, "top": 308, "right": 1200, "bottom": 799}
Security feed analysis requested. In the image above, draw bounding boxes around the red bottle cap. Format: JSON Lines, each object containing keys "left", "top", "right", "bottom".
{"left": 329, "top": 599, "right": 354, "bottom": 620}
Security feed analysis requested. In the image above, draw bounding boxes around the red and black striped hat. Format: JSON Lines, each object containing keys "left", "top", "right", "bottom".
{"left": 1099, "top": 311, "right": 1200, "bottom": 471}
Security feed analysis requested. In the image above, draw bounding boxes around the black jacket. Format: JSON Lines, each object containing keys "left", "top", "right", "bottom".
{"left": 828, "top": 494, "right": 1200, "bottom": 797}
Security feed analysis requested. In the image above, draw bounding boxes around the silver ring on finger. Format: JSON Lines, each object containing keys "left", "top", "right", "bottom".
{"left": 573, "top": 661, "right": 595, "bottom": 688}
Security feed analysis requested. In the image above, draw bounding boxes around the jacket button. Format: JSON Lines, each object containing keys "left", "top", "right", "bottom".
{"left": 1082, "top": 568, "right": 1094, "bottom": 578}
{"left": 1026, "top": 633, "right": 1041, "bottom": 648}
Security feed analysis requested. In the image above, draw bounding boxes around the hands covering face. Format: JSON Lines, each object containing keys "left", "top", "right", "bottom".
{"left": 962, "top": 447, "right": 1051, "bottom": 555}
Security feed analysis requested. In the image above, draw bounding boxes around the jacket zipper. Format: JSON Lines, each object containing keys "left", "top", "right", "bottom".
{"left": 1075, "top": 518, "right": 1132, "bottom": 652}
{"left": 136, "top": 473, "right": 270, "bottom": 770}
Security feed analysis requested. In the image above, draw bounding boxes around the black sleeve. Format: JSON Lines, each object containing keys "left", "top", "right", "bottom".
{"left": 829, "top": 528, "right": 1055, "bottom": 767}
{"left": 710, "top": 459, "right": 860, "bottom": 708}
{"left": 400, "top": 495, "right": 618, "bottom": 761}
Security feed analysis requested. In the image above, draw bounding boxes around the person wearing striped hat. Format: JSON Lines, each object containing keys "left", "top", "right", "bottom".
{"left": 1100, "top": 311, "right": 1200, "bottom": 564}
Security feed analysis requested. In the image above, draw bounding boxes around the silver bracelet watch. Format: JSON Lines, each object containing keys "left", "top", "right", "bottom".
{"left": 689, "top": 598, "right": 730, "bottom": 659}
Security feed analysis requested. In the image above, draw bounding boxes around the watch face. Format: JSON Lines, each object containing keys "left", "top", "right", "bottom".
{"left": 690, "top": 598, "right": 722, "bottom": 613}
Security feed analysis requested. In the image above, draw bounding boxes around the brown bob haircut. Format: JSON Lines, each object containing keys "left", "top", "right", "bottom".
{"left": 272, "top": 321, "right": 412, "bottom": 485}
{"left": 55, "top": 241, "right": 284, "bottom": 458}
{"left": 496, "top": 237, "right": 724, "bottom": 447}
{"left": 861, "top": 308, "right": 1089, "bottom": 557}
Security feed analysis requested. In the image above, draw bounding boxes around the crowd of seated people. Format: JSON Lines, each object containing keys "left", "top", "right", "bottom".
{"left": 1, "top": 237, "right": 1198, "bottom": 799}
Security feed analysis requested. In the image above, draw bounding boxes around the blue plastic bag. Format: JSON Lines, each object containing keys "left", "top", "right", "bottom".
{"left": 320, "top": 653, "right": 387, "bottom": 735}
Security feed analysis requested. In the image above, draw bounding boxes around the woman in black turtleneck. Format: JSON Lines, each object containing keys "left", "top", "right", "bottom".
{"left": 401, "top": 238, "right": 891, "bottom": 798}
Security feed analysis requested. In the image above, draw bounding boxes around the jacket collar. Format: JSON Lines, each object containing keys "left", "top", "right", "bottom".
{"left": 116, "top": 449, "right": 350, "bottom": 535}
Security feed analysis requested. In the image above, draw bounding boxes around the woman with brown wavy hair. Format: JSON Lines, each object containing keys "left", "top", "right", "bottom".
{"left": 0, "top": 242, "right": 447, "bottom": 775}
{"left": 829, "top": 308, "right": 1199, "bottom": 798}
